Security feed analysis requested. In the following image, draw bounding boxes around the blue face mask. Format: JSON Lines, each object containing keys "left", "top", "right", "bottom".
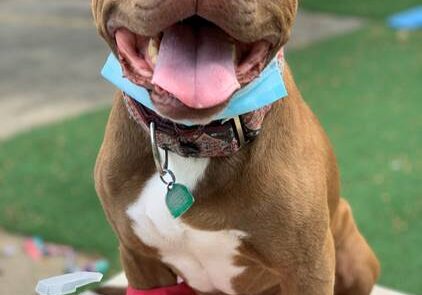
{"left": 101, "top": 53, "right": 288, "bottom": 125}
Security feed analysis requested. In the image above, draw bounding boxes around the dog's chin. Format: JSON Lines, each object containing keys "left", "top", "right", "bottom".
{"left": 112, "top": 15, "right": 273, "bottom": 123}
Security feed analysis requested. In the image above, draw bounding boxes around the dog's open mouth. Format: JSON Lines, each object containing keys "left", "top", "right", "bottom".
{"left": 114, "top": 16, "right": 272, "bottom": 115}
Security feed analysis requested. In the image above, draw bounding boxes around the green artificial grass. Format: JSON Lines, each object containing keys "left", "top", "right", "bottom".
{"left": 288, "top": 25, "right": 422, "bottom": 293}
{"left": 300, "top": 0, "right": 422, "bottom": 18}
{"left": 0, "top": 110, "right": 119, "bottom": 269}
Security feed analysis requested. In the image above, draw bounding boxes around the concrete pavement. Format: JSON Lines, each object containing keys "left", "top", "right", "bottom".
{"left": 0, "top": 0, "right": 113, "bottom": 139}
{"left": 0, "top": 229, "right": 99, "bottom": 295}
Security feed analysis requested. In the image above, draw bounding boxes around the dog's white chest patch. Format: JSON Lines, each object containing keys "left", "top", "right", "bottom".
{"left": 127, "top": 153, "right": 247, "bottom": 294}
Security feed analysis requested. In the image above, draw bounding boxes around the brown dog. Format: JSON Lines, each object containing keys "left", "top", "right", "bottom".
{"left": 92, "top": 1, "right": 380, "bottom": 294}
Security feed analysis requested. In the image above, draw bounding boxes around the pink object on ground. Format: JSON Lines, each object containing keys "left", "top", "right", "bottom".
{"left": 127, "top": 283, "right": 196, "bottom": 295}
{"left": 24, "top": 239, "right": 43, "bottom": 261}
{"left": 152, "top": 24, "right": 240, "bottom": 109}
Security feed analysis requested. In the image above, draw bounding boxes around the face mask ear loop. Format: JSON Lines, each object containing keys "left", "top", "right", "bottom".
{"left": 233, "top": 116, "right": 246, "bottom": 147}
{"left": 277, "top": 49, "right": 285, "bottom": 73}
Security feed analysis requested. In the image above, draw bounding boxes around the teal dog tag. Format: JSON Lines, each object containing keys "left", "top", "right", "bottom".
{"left": 166, "top": 183, "right": 195, "bottom": 218}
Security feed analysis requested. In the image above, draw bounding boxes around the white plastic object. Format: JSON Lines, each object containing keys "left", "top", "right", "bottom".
{"left": 35, "top": 272, "right": 103, "bottom": 295}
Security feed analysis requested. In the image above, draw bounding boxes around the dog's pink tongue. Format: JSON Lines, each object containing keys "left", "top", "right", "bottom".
{"left": 152, "top": 24, "right": 240, "bottom": 109}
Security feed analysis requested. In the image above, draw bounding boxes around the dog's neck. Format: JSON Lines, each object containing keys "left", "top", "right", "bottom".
{"left": 123, "top": 94, "right": 272, "bottom": 158}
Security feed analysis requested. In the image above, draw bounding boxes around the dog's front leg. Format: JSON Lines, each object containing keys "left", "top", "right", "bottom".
{"left": 120, "top": 244, "right": 177, "bottom": 290}
{"left": 279, "top": 231, "right": 336, "bottom": 295}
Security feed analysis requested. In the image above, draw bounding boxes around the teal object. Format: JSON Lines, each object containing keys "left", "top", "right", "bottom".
{"left": 94, "top": 259, "right": 110, "bottom": 274}
{"left": 166, "top": 183, "right": 195, "bottom": 219}
{"left": 33, "top": 236, "right": 45, "bottom": 252}
{"left": 101, "top": 53, "right": 288, "bottom": 125}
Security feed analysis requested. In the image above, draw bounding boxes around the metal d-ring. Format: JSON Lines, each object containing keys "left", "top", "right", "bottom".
{"left": 150, "top": 122, "right": 168, "bottom": 176}
{"left": 150, "top": 122, "right": 177, "bottom": 188}
{"left": 160, "top": 169, "right": 176, "bottom": 190}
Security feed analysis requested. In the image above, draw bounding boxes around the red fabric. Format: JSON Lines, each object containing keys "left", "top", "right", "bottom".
{"left": 127, "top": 283, "right": 196, "bottom": 295}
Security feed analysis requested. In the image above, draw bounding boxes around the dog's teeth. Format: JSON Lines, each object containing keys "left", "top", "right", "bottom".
{"left": 148, "top": 39, "right": 159, "bottom": 65}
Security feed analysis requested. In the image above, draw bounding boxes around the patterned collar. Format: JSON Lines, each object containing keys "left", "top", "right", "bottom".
{"left": 123, "top": 94, "right": 272, "bottom": 158}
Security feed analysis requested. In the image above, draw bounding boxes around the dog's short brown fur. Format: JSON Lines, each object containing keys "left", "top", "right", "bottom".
{"left": 92, "top": 1, "right": 380, "bottom": 294}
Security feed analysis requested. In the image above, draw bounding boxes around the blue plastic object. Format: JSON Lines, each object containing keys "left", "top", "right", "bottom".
{"left": 388, "top": 6, "right": 422, "bottom": 30}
